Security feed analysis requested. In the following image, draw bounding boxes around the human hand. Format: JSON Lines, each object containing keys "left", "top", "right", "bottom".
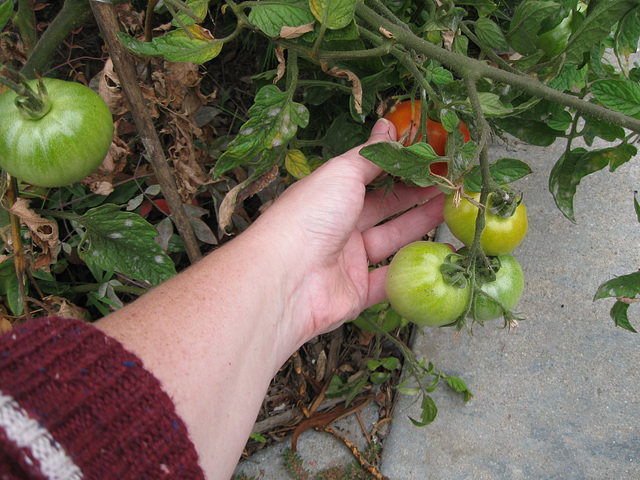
{"left": 94, "top": 119, "right": 445, "bottom": 480}
{"left": 254, "top": 118, "right": 445, "bottom": 343}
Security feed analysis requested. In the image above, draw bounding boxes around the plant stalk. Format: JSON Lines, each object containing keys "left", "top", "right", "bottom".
{"left": 20, "top": 0, "right": 95, "bottom": 79}
{"left": 89, "top": 0, "right": 202, "bottom": 264}
{"left": 355, "top": 2, "right": 640, "bottom": 133}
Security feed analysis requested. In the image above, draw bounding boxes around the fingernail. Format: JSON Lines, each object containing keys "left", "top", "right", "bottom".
{"left": 371, "top": 117, "right": 397, "bottom": 141}
{"left": 371, "top": 118, "right": 391, "bottom": 135}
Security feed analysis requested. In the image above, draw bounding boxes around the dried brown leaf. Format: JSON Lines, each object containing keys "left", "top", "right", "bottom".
{"left": 279, "top": 22, "right": 315, "bottom": 39}
{"left": 379, "top": 27, "right": 394, "bottom": 38}
{"left": 323, "top": 65, "right": 363, "bottom": 114}
{"left": 219, "top": 165, "right": 279, "bottom": 233}
{"left": 9, "top": 198, "right": 59, "bottom": 270}
{"left": 98, "top": 58, "right": 129, "bottom": 116}
{"left": 43, "top": 295, "right": 87, "bottom": 321}
{"left": 86, "top": 133, "right": 130, "bottom": 195}
{"left": 0, "top": 317, "right": 12, "bottom": 334}
{"left": 274, "top": 47, "right": 286, "bottom": 84}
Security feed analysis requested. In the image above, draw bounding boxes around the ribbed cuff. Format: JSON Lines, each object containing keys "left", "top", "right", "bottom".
{"left": 0, "top": 316, "right": 204, "bottom": 480}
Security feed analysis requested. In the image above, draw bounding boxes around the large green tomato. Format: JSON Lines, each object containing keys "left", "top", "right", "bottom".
{"left": 443, "top": 190, "right": 528, "bottom": 256}
{"left": 0, "top": 78, "right": 114, "bottom": 187}
{"left": 385, "top": 241, "right": 470, "bottom": 327}
{"left": 472, "top": 253, "right": 524, "bottom": 321}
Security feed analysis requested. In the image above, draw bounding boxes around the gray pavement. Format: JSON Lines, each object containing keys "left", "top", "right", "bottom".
{"left": 235, "top": 136, "right": 640, "bottom": 479}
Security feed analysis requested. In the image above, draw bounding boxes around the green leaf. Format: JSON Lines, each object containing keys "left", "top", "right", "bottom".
{"left": 440, "top": 110, "right": 460, "bottom": 133}
{"left": 609, "top": 301, "right": 638, "bottom": 333}
{"left": 409, "top": 395, "right": 438, "bottom": 427}
{"left": 322, "top": 113, "right": 368, "bottom": 156}
{"left": 213, "top": 85, "right": 309, "bottom": 177}
{"left": 463, "top": 158, "right": 533, "bottom": 192}
{"left": 476, "top": 92, "right": 514, "bottom": 117}
{"left": 506, "top": 0, "right": 559, "bottom": 55}
{"left": 358, "top": 142, "right": 440, "bottom": 187}
{"left": 370, "top": 371, "right": 391, "bottom": 384}
{"left": 345, "top": 373, "right": 369, "bottom": 406}
{"left": 582, "top": 115, "right": 626, "bottom": 146}
{"left": 615, "top": 6, "right": 640, "bottom": 58}
{"left": 248, "top": 0, "right": 315, "bottom": 37}
{"left": 0, "top": 259, "right": 24, "bottom": 317}
{"left": 285, "top": 149, "right": 311, "bottom": 178}
{"left": 594, "top": 270, "right": 640, "bottom": 301}
{"left": 425, "top": 375, "right": 440, "bottom": 393}
{"left": 564, "top": 0, "right": 639, "bottom": 64}
{"left": 445, "top": 375, "right": 468, "bottom": 393}
{"left": 325, "top": 375, "right": 349, "bottom": 397}
{"left": 425, "top": 63, "right": 454, "bottom": 85}
{"left": 381, "top": 356, "right": 399, "bottom": 371}
{"left": 397, "top": 386, "right": 420, "bottom": 395}
{"left": 457, "top": 0, "right": 499, "bottom": 18}
{"left": 494, "top": 117, "right": 560, "bottom": 146}
{"left": 591, "top": 79, "right": 640, "bottom": 119}
{"left": 117, "top": 25, "right": 223, "bottom": 64}
{"left": 549, "top": 148, "right": 585, "bottom": 222}
{"left": 452, "top": 33, "right": 469, "bottom": 56}
{"left": 76, "top": 204, "right": 176, "bottom": 286}
{"left": 594, "top": 271, "right": 640, "bottom": 333}
{"left": 546, "top": 110, "right": 573, "bottom": 132}
{"left": 172, "top": 0, "right": 208, "bottom": 27}
{"left": 549, "top": 144, "right": 637, "bottom": 221}
{"left": 474, "top": 17, "right": 509, "bottom": 51}
{"left": 367, "top": 359, "right": 381, "bottom": 371}
{"left": 250, "top": 432, "right": 268, "bottom": 443}
{"left": 634, "top": 191, "right": 640, "bottom": 223}
{"left": 0, "top": 0, "right": 13, "bottom": 31}
{"left": 309, "top": 0, "right": 357, "bottom": 30}
{"left": 547, "top": 64, "right": 587, "bottom": 92}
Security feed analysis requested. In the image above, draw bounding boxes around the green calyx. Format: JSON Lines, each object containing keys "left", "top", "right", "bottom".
{"left": 14, "top": 79, "right": 52, "bottom": 120}
{"left": 440, "top": 253, "right": 469, "bottom": 289}
{"left": 488, "top": 188, "right": 522, "bottom": 219}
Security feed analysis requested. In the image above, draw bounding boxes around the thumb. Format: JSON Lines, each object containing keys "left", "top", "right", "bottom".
{"left": 366, "top": 118, "right": 398, "bottom": 145}
{"left": 351, "top": 118, "right": 398, "bottom": 184}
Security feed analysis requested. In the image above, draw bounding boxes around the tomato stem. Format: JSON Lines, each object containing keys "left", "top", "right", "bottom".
{"left": 0, "top": 74, "right": 51, "bottom": 120}
{"left": 5, "top": 175, "right": 31, "bottom": 322}
{"left": 14, "top": 79, "right": 52, "bottom": 120}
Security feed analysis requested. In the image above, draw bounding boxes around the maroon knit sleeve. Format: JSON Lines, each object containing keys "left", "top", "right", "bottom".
{"left": 0, "top": 316, "right": 205, "bottom": 480}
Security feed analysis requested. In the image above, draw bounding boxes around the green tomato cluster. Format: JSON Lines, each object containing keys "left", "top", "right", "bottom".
{"left": 441, "top": 188, "right": 527, "bottom": 323}
{"left": 384, "top": 185, "right": 528, "bottom": 328}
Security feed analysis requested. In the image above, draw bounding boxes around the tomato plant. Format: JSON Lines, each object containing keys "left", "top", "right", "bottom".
{"left": 0, "top": 78, "right": 113, "bottom": 187}
{"left": 443, "top": 190, "right": 528, "bottom": 256}
{"left": 471, "top": 253, "right": 524, "bottom": 322}
{"left": 384, "top": 100, "right": 470, "bottom": 177}
{"left": 385, "top": 241, "right": 470, "bottom": 327}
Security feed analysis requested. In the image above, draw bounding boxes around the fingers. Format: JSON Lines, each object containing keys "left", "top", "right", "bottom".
{"left": 357, "top": 183, "right": 443, "bottom": 231}
{"left": 362, "top": 193, "right": 445, "bottom": 265}
{"left": 366, "top": 266, "right": 389, "bottom": 309}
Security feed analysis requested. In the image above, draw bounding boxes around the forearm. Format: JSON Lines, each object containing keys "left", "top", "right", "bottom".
{"left": 95, "top": 225, "right": 301, "bottom": 479}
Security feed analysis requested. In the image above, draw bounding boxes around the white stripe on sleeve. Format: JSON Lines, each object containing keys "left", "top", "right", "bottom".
{"left": 0, "top": 390, "right": 83, "bottom": 480}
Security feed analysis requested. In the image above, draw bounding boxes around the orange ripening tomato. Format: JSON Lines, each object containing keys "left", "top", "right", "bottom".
{"left": 384, "top": 100, "right": 471, "bottom": 177}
